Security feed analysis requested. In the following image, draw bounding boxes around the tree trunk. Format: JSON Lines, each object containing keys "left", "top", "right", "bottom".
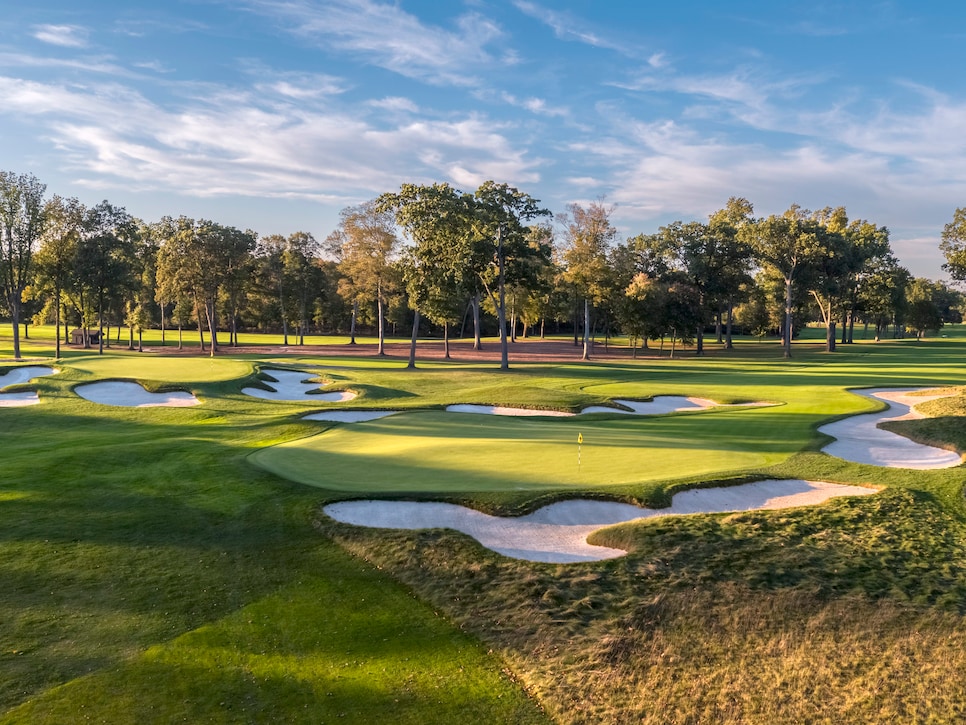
{"left": 670, "top": 329, "right": 676, "bottom": 359}
{"left": 278, "top": 279, "right": 288, "bottom": 346}
{"left": 54, "top": 291, "right": 61, "bottom": 359}
{"left": 715, "top": 307, "right": 723, "bottom": 344}
{"left": 299, "top": 294, "right": 307, "bottom": 345}
{"left": 573, "top": 296, "right": 579, "bottom": 347}
{"left": 582, "top": 298, "right": 591, "bottom": 360}
{"left": 783, "top": 277, "right": 793, "bottom": 359}
{"left": 178, "top": 324, "right": 183, "bottom": 350}
{"left": 407, "top": 309, "right": 420, "bottom": 369}
{"left": 138, "top": 329, "right": 143, "bottom": 353}
{"left": 349, "top": 300, "right": 358, "bottom": 344}
{"left": 205, "top": 299, "right": 218, "bottom": 357}
{"left": 472, "top": 294, "right": 482, "bottom": 350}
{"left": 443, "top": 321, "right": 450, "bottom": 359}
{"left": 510, "top": 306, "right": 517, "bottom": 343}
{"left": 9, "top": 294, "right": 21, "bottom": 360}
{"left": 497, "top": 228, "right": 509, "bottom": 371}
{"left": 725, "top": 298, "right": 735, "bottom": 350}
{"left": 540, "top": 317, "right": 545, "bottom": 339}
{"left": 97, "top": 300, "right": 104, "bottom": 355}
{"left": 196, "top": 299, "right": 206, "bottom": 352}
{"left": 695, "top": 323, "right": 704, "bottom": 356}
{"left": 827, "top": 321, "right": 837, "bottom": 352}
{"left": 377, "top": 292, "right": 385, "bottom": 356}
{"left": 160, "top": 302, "right": 166, "bottom": 347}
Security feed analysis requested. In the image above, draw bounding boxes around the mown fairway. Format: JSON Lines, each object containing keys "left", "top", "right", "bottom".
{"left": 3, "top": 327, "right": 966, "bottom": 723}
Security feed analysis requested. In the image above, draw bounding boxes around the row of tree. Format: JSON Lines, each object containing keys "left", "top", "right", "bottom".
{"left": 2, "top": 169, "right": 964, "bottom": 366}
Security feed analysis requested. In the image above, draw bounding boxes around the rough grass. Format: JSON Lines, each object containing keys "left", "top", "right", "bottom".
{"left": 325, "top": 485, "right": 966, "bottom": 723}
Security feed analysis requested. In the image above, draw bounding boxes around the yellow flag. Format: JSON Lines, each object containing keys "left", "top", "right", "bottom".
{"left": 578, "top": 433, "right": 583, "bottom": 444}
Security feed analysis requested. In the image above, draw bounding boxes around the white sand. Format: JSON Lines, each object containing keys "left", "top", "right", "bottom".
{"left": 581, "top": 396, "right": 721, "bottom": 415}
{"left": 243, "top": 369, "right": 357, "bottom": 402}
{"left": 819, "top": 388, "right": 963, "bottom": 469}
{"left": 304, "top": 410, "right": 399, "bottom": 423}
{"left": 445, "top": 396, "right": 762, "bottom": 417}
{"left": 324, "top": 479, "right": 875, "bottom": 563}
{"left": 446, "top": 403, "right": 573, "bottom": 416}
{"left": 0, "top": 366, "right": 58, "bottom": 407}
{"left": 75, "top": 381, "right": 200, "bottom": 407}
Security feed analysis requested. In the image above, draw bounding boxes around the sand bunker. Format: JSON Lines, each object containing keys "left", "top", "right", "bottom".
{"left": 243, "top": 369, "right": 356, "bottom": 402}
{"left": 75, "top": 381, "right": 200, "bottom": 408}
{"left": 581, "top": 396, "right": 725, "bottom": 415}
{"left": 446, "top": 403, "right": 573, "bottom": 417}
{"left": 304, "top": 410, "right": 399, "bottom": 423}
{"left": 324, "top": 479, "right": 875, "bottom": 563}
{"left": 445, "top": 396, "right": 753, "bottom": 417}
{"left": 0, "top": 366, "right": 58, "bottom": 407}
{"left": 819, "top": 388, "right": 963, "bottom": 469}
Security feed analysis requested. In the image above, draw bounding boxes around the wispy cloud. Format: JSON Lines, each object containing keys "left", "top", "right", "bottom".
{"left": 368, "top": 97, "right": 419, "bottom": 114}
{"left": 0, "top": 74, "right": 541, "bottom": 202}
{"left": 32, "top": 24, "right": 89, "bottom": 48}
{"left": 0, "top": 51, "right": 138, "bottom": 77}
{"left": 512, "top": 0, "right": 631, "bottom": 54}
{"left": 240, "top": 0, "right": 505, "bottom": 86}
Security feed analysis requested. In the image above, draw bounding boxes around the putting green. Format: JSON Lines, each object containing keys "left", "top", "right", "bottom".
{"left": 251, "top": 407, "right": 805, "bottom": 493}
{"left": 65, "top": 354, "right": 252, "bottom": 383}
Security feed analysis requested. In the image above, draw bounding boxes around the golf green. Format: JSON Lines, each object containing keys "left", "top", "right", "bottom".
{"left": 251, "top": 406, "right": 801, "bottom": 493}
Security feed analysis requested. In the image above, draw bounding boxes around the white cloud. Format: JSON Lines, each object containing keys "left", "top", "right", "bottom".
{"left": 501, "top": 92, "right": 568, "bottom": 117}
{"left": 32, "top": 24, "right": 89, "bottom": 48}
{"left": 0, "top": 74, "right": 540, "bottom": 202}
{"left": 241, "top": 0, "right": 504, "bottom": 86}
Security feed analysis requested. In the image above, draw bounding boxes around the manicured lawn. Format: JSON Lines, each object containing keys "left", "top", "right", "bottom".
{"left": 2, "top": 324, "right": 966, "bottom": 723}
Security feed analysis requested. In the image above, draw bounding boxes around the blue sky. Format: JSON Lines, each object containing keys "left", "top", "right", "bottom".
{"left": 2, "top": 1, "right": 964, "bottom": 278}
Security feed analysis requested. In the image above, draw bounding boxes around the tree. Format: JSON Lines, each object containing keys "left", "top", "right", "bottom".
{"left": 155, "top": 217, "right": 204, "bottom": 351}
{"left": 156, "top": 217, "right": 255, "bottom": 356}
{"left": 706, "top": 198, "right": 754, "bottom": 348}
{"left": 857, "top": 253, "right": 909, "bottom": 341}
{"left": 34, "top": 195, "right": 83, "bottom": 358}
{"left": 620, "top": 273, "right": 667, "bottom": 355}
{"left": 0, "top": 171, "right": 47, "bottom": 359}
{"left": 802, "top": 207, "right": 850, "bottom": 352}
{"left": 472, "top": 181, "right": 551, "bottom": 370}
{"left": 560, "top": 201, "right": 617, "bottom": 360}
{"left": 378, "top": 183, "right": 476, "bottom": 364}
{"left": 837, "top": 218, "right": 891, "bottom": 343}
{"left": 740, "top": 206, "right": 825, "bottom": 358}
{"left": 284, "top": 232, "right": 323, "bottom": 345}
{"left": 941, "top": 207, "right": 966, "bottom": 284}
{"left": 905, "top": 278, "right": 945, "bottom": 339}
{"left": 76, "top": 201, "right": 138, "bottom": 354}
{"left": 327, "top": 201, "right": 400, "bottom": 355}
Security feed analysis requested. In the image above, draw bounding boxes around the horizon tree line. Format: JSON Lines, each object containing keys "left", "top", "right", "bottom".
{"left": 2, "top": 169, "right": 964, "bottom": 366}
